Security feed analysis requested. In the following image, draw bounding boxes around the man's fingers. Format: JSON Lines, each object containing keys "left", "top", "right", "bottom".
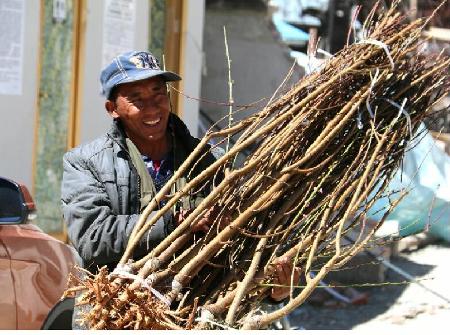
{"left": 282, "top": 263, "right": 293, "bottom": 279}
{"left": 190, "top": 206, "right": 229, "bottom": 233}
{"left": 191, "top": 217, "right": 210, "bottom": 233}
{"left": 270, "top": 258, "right": 303, "bottom": 301}
{"left": 276, "top": 263, "right": 289, "bottom": 285}
{"left": 175, "top": 208, "right": 192, "bottom": 224}
{"left": 204, "top": 205, "right": 216, "bottom": 219}
{"left": 275, "top": 257, "right": 292, "bottom": 278}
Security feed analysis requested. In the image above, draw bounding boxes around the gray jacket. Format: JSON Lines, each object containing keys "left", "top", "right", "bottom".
{"left": 61, "top": 114, "right": 220, "bottom": 272}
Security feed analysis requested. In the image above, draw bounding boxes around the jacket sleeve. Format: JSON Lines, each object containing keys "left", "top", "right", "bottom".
{"left": 61, "top": 150, "right": 172, "bottom": 269}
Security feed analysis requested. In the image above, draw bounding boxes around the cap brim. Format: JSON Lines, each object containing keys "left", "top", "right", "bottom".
{"left": 121, "top": 69, "right": 181, "bottom": 85}
{"left": 103, "top": 69, "right": 181, "bottom": 98}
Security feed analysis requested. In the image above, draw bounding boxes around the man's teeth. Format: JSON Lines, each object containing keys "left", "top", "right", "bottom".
{"left": 144, "top": 118, "right": 161, "bottom": 125}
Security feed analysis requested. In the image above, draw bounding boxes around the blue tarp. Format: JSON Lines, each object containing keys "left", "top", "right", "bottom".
{"left": 368, "top": 123, "right": 450, "bottom": 242}
{"left": 272, "top": 13, "right": 309, "bottom": 44}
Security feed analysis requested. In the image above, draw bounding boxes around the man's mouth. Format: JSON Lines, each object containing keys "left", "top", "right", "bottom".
{"left": 144, "top": 117, "right": 161, "bottom": 126}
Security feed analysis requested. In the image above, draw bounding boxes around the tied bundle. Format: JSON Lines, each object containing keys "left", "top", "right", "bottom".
{"left": 65, "top": 2, "right": 450, "bottom": 330}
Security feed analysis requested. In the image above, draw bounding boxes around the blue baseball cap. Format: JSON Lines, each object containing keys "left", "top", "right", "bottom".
{"left": 100, "top": 50, "right": 181, "bottom": 99}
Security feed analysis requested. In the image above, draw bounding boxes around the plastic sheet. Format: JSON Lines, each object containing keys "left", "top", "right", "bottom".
{"left": 368, "top": 123, "right": 450, "bottom": 242}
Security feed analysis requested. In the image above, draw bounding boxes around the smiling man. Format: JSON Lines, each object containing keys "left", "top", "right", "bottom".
{"left": 61, "top": 52, "right": 296, "bottom": 325}
{"left": 61, "top": 51, "right": 221, "bottom": 276}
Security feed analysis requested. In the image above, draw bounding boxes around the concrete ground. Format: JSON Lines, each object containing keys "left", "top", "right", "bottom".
{"left": 286, "top": 241, "right": 450, "bottom": 330}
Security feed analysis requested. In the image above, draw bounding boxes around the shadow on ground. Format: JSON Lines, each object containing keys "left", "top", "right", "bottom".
{"left": 287, "top": 255, "right": 435, "bottom": 330}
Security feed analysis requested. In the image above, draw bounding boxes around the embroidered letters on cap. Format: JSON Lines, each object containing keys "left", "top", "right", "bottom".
{"left": 129, "top": 52, "right": 160, "bottom": 70}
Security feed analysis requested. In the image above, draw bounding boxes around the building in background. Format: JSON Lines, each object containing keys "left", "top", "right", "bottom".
{"left": 2, "top": 0, "right": 446, "bottom": 241}
{"left": 0, "top": 0, "right": 205, "bottom": 240}
{"left": 200, "top": 0, "right": 303, "bottom": 139}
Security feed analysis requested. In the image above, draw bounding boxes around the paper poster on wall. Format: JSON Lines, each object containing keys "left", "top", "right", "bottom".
{"left": 0, "top": 0, "right": 25, "bottom": 95}
{"left": 102, "top": 0, "right": 136, "bottom": 68}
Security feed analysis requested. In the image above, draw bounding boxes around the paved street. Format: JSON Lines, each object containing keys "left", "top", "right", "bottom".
{"left": 287, "top": 242, "right": 450, "bottom": 330}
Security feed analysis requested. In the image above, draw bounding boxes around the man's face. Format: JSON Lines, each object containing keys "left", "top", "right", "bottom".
{"left": 107, "top": 77, "right": 170, "bottom": 144}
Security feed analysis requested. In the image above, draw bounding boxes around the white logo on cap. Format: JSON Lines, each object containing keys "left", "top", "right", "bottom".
{"left": 129, "top": 52, "right": 159, "bottom": 69}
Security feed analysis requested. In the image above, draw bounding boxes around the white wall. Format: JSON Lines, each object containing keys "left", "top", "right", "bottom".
{"left": 77, "top": 0, "right": 150, "bottom": 145}
{"left": 78, "top": 0, "right": 204, "bottom": 142}
{"left": 0, "top": 0, "right": 205, "bottom": 189}
{"left": 179, "top": 0, "right": 205, "bottom": 137}
{"left": 0, "top": 0, "right": 40, "bottom": 187}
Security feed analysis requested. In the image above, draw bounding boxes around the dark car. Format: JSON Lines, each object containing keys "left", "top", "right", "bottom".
{"left": 0, "top": 176, "right": 78, "bottom": 329}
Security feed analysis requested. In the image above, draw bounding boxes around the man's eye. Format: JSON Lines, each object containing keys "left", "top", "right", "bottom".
{"left": 155, "top": 92, "right": 166, "bottom": 98}
{"left": 154, "top": 84, "right": 165, "bottom": 91}
{"left": 132, "top": 99, "right": 144, "bottom": 107}
{"left": 155, "top": 86, "right": 167, "bottom": 94}
{"left": 129, "top": 94, "right": 166, "bottom": 108}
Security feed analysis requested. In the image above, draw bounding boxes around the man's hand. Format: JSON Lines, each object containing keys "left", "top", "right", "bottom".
{"left": 270, "top": 257, "right": 301, "bottom": 302}
{"left": 191, "top": 206, "right": 213, "bottom": 233}
{"left": 175, "top": 206, "right": 230, "bottom": 233}
{"left": 174, "top": 208, "right": 190, "bottom": 226}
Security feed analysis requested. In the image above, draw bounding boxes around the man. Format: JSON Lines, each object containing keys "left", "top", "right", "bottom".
{"left": 61, "top": 51, "right": 296, "bottom": 317}
{"left": 62, "top": 51, "right": 218, "bottom": 275}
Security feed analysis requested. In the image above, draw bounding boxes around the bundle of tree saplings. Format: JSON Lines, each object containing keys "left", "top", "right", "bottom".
{"left": 65, "top": 2, "right": 450, "bottom": 330}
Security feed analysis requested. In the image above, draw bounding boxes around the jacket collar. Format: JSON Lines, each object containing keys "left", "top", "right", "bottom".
{"left": 107, "top": 119, "right": 129, "bottom": 151}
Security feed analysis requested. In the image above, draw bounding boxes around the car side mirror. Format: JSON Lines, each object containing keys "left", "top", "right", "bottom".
{"left": 0, "top": 177, "right": 36, "bottom": 225}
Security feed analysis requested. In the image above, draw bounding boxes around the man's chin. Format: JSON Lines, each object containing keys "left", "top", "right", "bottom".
{"left": 146, "top": 132, "right": 165, "bottom": 142}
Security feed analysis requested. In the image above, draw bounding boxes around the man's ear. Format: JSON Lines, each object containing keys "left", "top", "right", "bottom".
{"left": 105, "top": 100, "right": 119, "bottom": 119}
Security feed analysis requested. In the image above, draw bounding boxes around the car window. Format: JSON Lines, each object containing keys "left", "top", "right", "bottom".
{"left": 0, "top": 180, "right": 22, "bottom": 222}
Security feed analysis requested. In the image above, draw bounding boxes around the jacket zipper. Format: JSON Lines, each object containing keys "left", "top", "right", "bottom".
{"left": 136, "top": 172, "right": 141, "bottom": 213}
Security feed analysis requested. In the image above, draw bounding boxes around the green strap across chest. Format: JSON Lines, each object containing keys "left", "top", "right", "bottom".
{"left": 125, "top": 138, "right": 158, "bottom": 212}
